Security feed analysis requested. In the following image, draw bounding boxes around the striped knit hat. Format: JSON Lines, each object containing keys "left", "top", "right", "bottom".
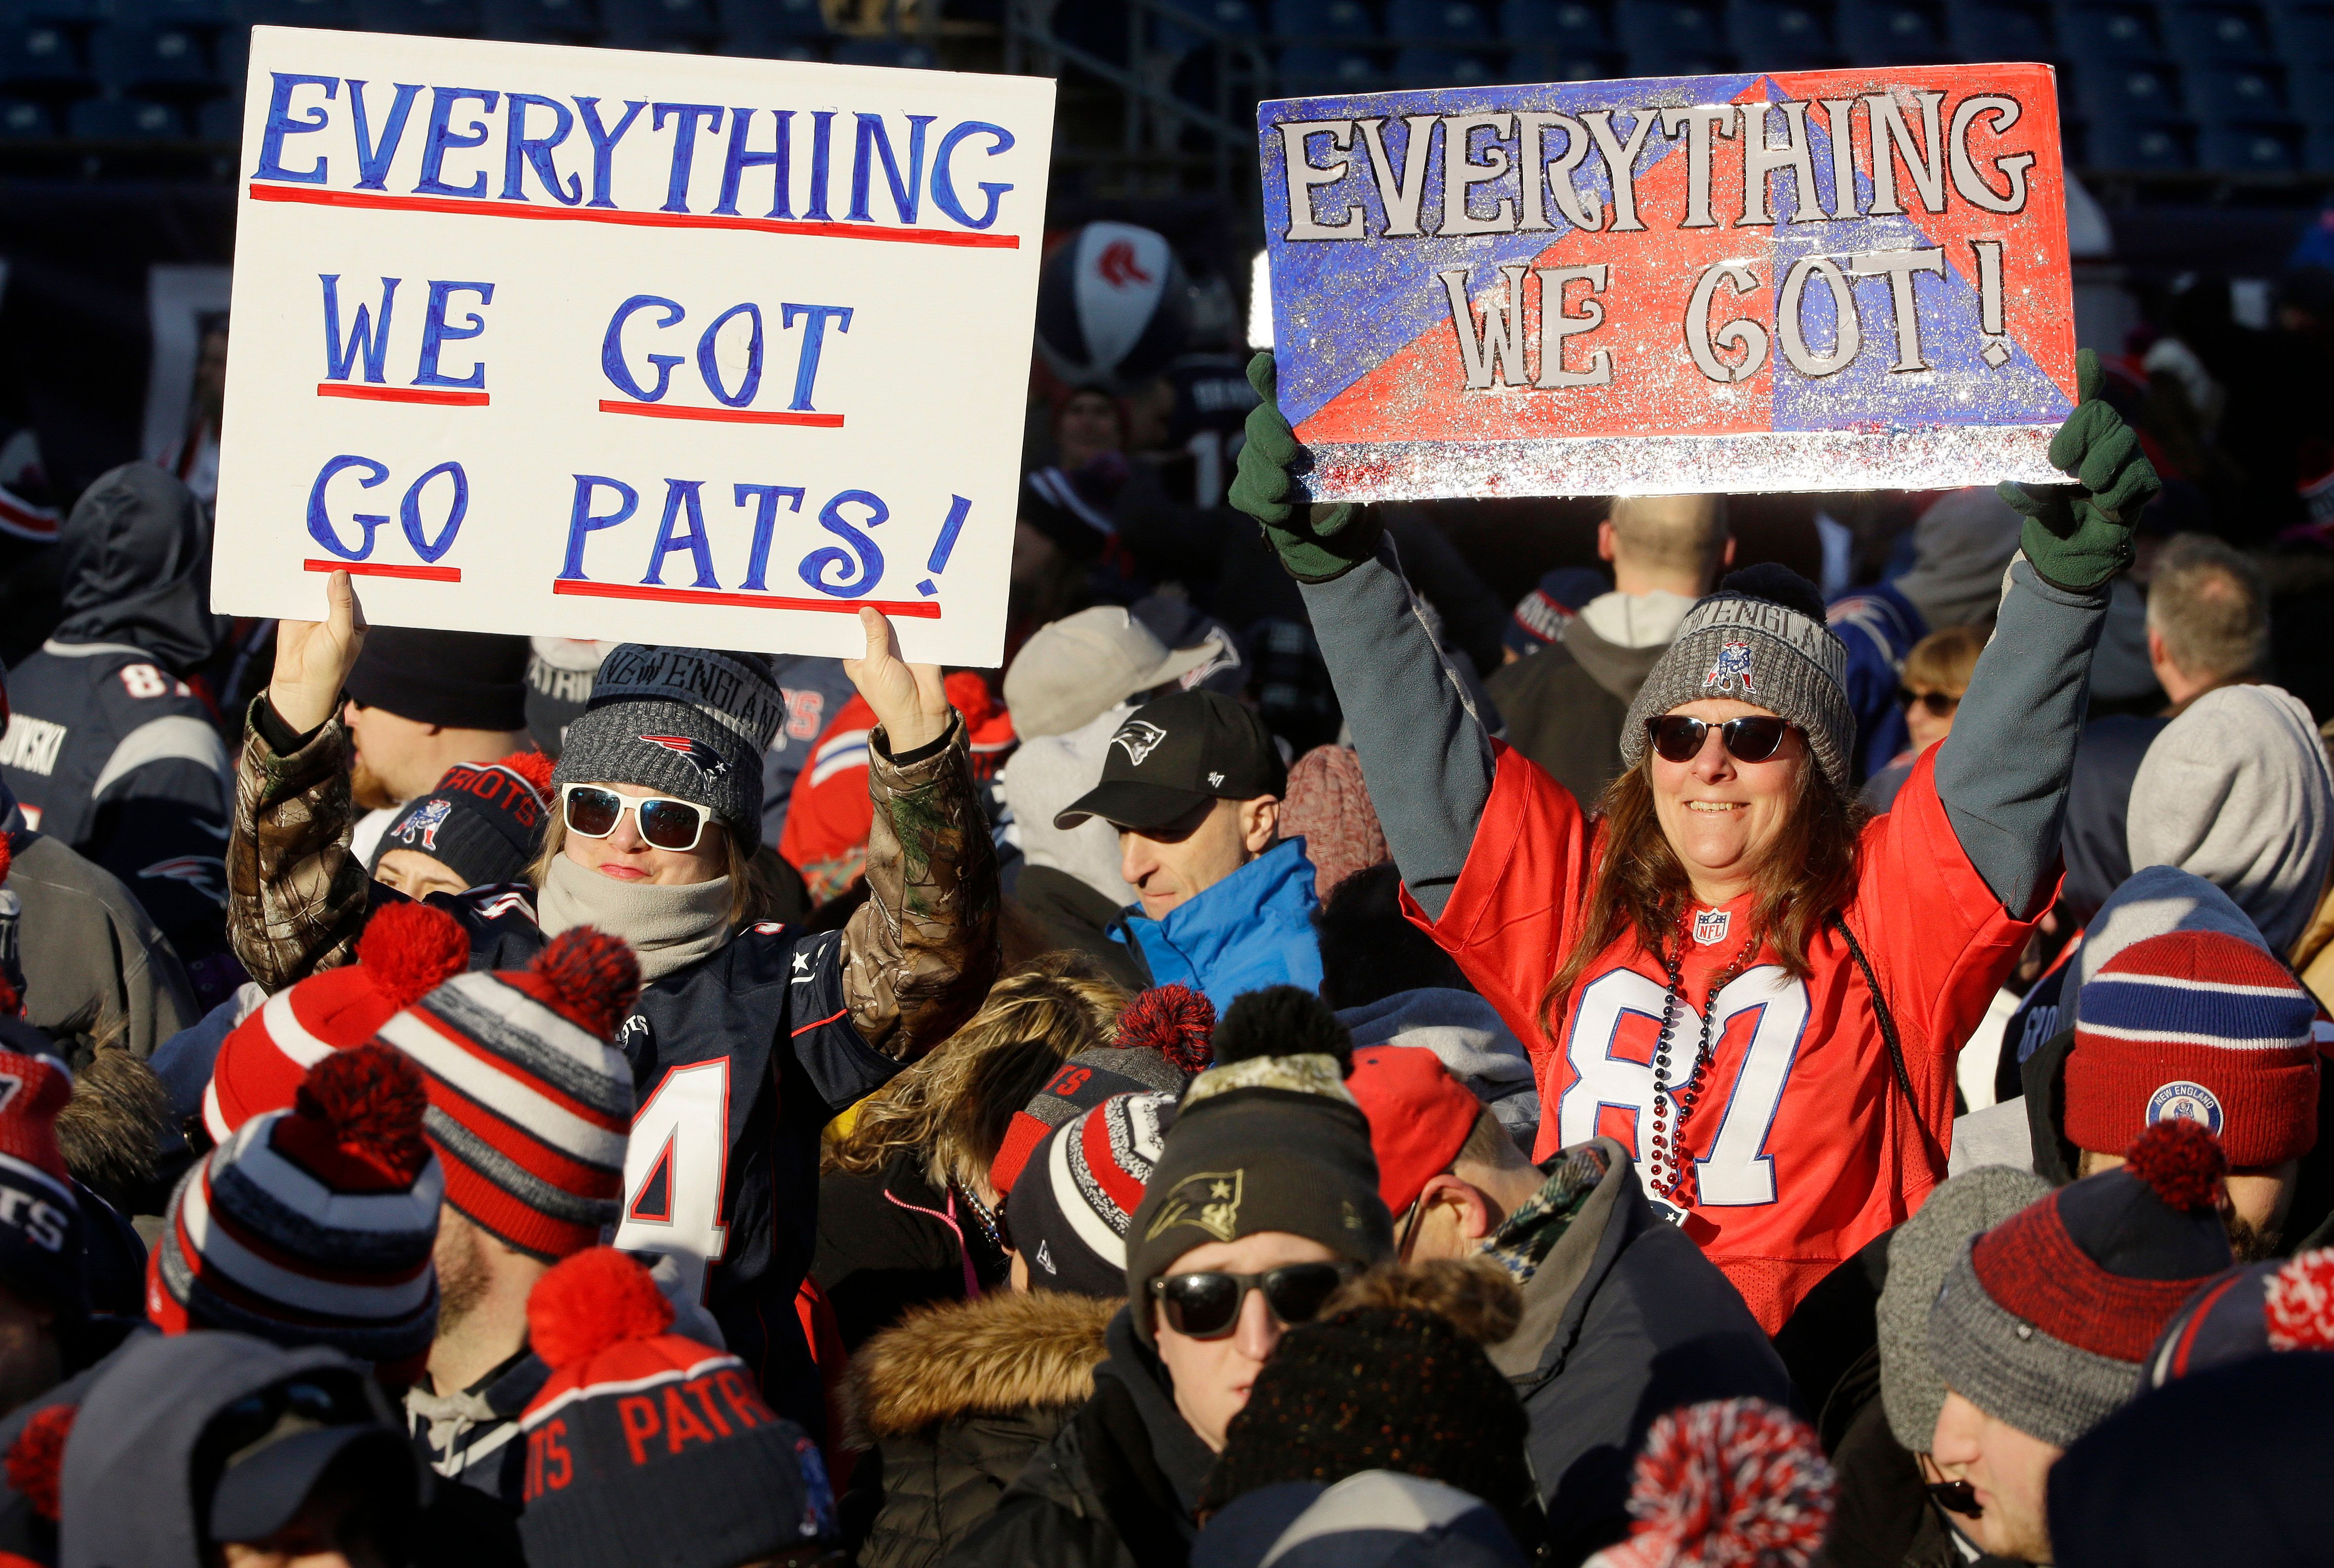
{"left": 205, "top": 902, "right": 473, "bottom": 1141}
{"left": 1927, "top": 1120, "right": 2235, "bottom": 1449}
{"left": 383, "top": 929, "right": 640, "bottom": 1262}
{"left": 518, "top": 1250, "right": 835, "bottom": 1568}
{"left": 990, "top": 1046, "right": 1191, "bottom": 1197}
{"left": 1009, "top": 1090, "right": 1176, "bottom": 1298}
{"left": 2068, "top": 930, "right": 2321, "bottom": 1167}
{"left": 2144, "top": 1247, "right": 2334, "bottom": 1386}
{"left": 0, "top": 1050, "right": 80, "bottom": 1317}
{"left": 150, "top": 1043, "right": 442, "bottom": 1369}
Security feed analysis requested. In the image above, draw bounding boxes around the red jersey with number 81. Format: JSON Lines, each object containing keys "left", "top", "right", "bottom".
{"left": 1413, "top": 743, "right": 2039, "bottom": 1331}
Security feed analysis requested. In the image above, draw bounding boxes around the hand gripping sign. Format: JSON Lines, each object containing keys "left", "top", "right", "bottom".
{"left": 212, "top": 29, "right": 1054, "bottom": 665}
{"left": 1258, "top": 65, "right": 2074, "bottom": 500}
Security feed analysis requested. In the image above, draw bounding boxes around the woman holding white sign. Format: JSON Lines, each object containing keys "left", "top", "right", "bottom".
{"left": 221, "top": 572, "right": 999, "bottom": 1459}
{"left": 1228, "top": 348, "right": 2156, "bottom": 1338}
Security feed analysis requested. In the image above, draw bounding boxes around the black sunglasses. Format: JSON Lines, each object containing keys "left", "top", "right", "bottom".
{"left": 1148, "top": 1263, "right": 1352, "bottom": 1340}
{"left": 1645, "top": 714, "right": 1791, "bottom": 765}
{"left": 1898, "top": 687, "right": 1961, "bottom": 717}
{"left": 1926, "top": 1479, "right": 1982, "bottom": 1519}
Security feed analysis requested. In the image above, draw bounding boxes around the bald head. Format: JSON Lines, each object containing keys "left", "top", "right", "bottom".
{"left": 1602, "top": 494, "right": 1731, "bottom": 596}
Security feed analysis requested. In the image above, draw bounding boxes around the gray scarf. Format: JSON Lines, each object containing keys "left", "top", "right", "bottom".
{"left": 536, "top": 853, "right": 734, "bottom": 981}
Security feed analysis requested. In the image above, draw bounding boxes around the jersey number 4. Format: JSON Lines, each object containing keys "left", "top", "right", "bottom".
{"left": 614, "top": 1059, "right": 731, "bottom": 1303}
{"left": 1557, "top": 966, "right": 1811, "bottom": 1207}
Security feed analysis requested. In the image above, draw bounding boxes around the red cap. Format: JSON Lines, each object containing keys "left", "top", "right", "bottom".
{"left": 1344, "top": 1046, "right": 1482, "bottom": 1215}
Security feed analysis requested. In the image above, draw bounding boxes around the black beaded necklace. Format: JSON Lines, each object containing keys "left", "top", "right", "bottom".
{"left": 1642, "top": 914, "right": 1761, "bottom": 1209}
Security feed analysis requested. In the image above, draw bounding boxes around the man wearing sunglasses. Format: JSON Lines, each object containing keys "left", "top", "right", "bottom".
{"left": 1232, "top": 348, "right": 2161, "bottom": 1337}
{"left": 223, "top": 576, "right": 999, "bottom": 1444}
{"left": 957, "top": 1045, "right": 1392, "bottom": 1568}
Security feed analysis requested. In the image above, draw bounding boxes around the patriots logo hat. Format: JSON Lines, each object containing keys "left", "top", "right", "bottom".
{"left": 639, "top": 734, "right": 732, "bottom": 780}
{"left": 1055, "top": 689, "right": 1285, "bottom": 832}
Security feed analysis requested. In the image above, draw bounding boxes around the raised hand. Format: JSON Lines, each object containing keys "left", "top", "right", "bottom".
{"left": 844, "top": 606, "right": 951, "bottom": 755}
{"left": 1996, "top": 347, "right": 2161, "bottom": 593}
{"left": 268, "top": 568, "right": 367, "bottom": 734}
{"left": 1228, "top": 351, "right": 1385, "bottom": 584}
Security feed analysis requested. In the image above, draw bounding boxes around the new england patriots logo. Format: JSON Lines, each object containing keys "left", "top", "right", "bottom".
{"left": 1702, "top": 640, "right": 1758, "bottom": 696}
{"left": 139, "top": 856, "right": 226, "bottom": 905}
{"left": 640, "top": 734, "right": 731, "bottom": 780}
{"left": 394, "top": 798, "right": 453, "bottom": 851}
{"left": 1111, "top": 719, "right": 1169, "bottom": 767}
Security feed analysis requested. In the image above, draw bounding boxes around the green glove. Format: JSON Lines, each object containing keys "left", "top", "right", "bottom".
{"left": 1229, "top": 351, "right": 1383, "bottom": 584}
{"left": 1996, "top": 347, "right": 2160, "bottom": 594}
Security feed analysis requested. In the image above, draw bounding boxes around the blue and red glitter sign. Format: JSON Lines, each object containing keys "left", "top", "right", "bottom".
{"left": 1259, "top": 65, "right": 2075, "bottom": 500}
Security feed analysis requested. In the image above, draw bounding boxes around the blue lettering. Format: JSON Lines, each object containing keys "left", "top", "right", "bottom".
{"left": 644, "top": 479, "right": 719, "bottom": 588}
{"left": 653, "top": 102, "right": 724, "bottom": 213}
{"left": 806, "top": 109, "right": 835, "bottom": 221}
{"left": 348, "top": 81, "right": 422, "bottom": 191}
{"left": 696, "top": 303, "right": 764, "bottom": 409}
{"left": 399, "top": 462, "right": 468, "bottom": 562}
{"left": 414, "top": 281, "right": 494, "bottom": 389}
{"left": 502, "top": 92, "right": 581, "bottom": 204}
{"left": 254, "top": 73, "right": 336, "bottom": 184}
{"left": 306, "top": 455, "right": 390, "bottom": 559}
{"left": 320, "top": 275, "right": 398, "bottom": 383}
{"left": 601, "top": 295, "right": 685, "bottom": 402}
{"left": 575, "top": 97, "right": 646, "bottom": 209}
{"left": 849, "top": 113, "right": 933, "bottom": 224}
{"left": 779, "top": 303, "right": 852, "bottom": 412}
{"left": 798, "top": 489, "right": 885, "bottom": 597}
{"left": 415, "top": 87, "right": 500, "bottom": 198}
{"left": 715, "top": 107, "right": 792, "bottom": 218}
{"left": 560, "top": 476, "right": 639, "bottom": 579}
{"left": 734, "top": 483, "right": 805, "bottom": 592}
{"left": 931, "top": 120, "right": 1015, "bottom": 230}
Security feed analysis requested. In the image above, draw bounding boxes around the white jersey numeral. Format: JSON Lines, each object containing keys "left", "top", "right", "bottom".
{"left": 613, "top": 1058, "right": 732, "bottom": 1303}
{"left": 1558, "top": 964, "right": 1811, "bottom": 1208}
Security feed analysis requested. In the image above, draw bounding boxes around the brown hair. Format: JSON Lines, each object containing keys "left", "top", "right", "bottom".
{"left": 1902, "top": 625, "right": 1987, "bottom": 698}
{"left": 528, "top": 811, "right": 772, "bottom": 928}
{"left": 1538, "top": 746, "right": 1865, "bottom": 1033}
{"left": 823, "top": 956, "right": 1127, "bottom": 1193}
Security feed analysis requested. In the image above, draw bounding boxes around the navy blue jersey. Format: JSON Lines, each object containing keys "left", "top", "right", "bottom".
{"left": 425, "top": 883, "right": 902, "bottom": 1436}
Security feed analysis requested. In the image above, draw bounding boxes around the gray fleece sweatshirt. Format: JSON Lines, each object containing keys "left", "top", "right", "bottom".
{"left": 1299, "top": 538, "right": 2104, "bottom": 924}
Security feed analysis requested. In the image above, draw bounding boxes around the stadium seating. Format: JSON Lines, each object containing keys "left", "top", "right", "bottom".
{"left": 1834, "top": 0, "right": 1945, "bottom": 63}
{"left": 1612, "top": 0, "right": 1732, "bottom": 72}
{"left": 67, "top": 91, "right": 181, "bottom": 134}
{"left": 353, "top": 0, "right": 484, "bottom": 35}
{"left": 1726, "top": 0, "right": 1839, "bottom": 69}
{"left": 90, "top": 20, "right": 216, "bottom": 92}
{"left": 1943, "top": 2, "right": 2055, "bottom": 62}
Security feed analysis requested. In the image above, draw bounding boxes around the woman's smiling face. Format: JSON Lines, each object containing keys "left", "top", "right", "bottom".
{"left": 1647, "top": 698, "right": 1808, "bottom": 903}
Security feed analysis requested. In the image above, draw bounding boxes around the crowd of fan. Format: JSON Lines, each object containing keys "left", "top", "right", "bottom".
{"left": 0, "top": 321, "right": 2329, "bottom": 1568}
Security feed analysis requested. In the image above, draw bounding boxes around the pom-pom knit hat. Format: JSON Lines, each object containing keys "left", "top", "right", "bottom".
{"left": 370, "top": 751, "right": 556, "bottom": 892}
{"left": 0, "top": 1051, "right": 80, "bottom": 1318}
{"left": 517, "top": 1249, "right": 836, "bottom": 1568}
{"left": 150, "top": 1044, "right": 442, "bottom": 1368}
{"left": 2067, "top": 929, "right": 2320, "bottom": 1167}
{"left": 552, "top": 645, "right": 787, "bottom": 847}
{"left": 382, "top": 928, "right": 639, "bottom": 1262}
{"left": 1583, "top": 1399, "right": 1835, "bottom": 1568}
{"left": 991, "top": 1039, "right": 1195, "bottom": 1197}
{"left": 1927, "top": 1120, "right": 2236, "bottom": 1449}
{"left": 2144, "top": 1246, "right": 2334, "bottom": 1386}
{"left": 1008, "top": 1090, "right": 1176, "bottom": 1298}
{"left": 204, "top": 902, "right": 472, "bottom": 1142}
{"left": 1619, "top": 564, "right": 1855, "bottom": 793}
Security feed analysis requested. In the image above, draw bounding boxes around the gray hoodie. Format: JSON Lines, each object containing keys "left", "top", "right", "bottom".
{"left": 1337, "top": 986, "right": 1540, "bottom": 1144}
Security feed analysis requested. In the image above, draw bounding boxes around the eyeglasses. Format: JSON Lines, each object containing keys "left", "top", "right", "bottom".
{"left": 1645, "top": 714, "right": 1791, "bottom": 765}
{"left": 1148, "top": 1263, "right": 1353, "bottom": 1340}
{"left": 1898, "top": 687, "right": 1961, "bottom": 718}
{"left": 560, "top": 784, "right": 716, "bottom": 853}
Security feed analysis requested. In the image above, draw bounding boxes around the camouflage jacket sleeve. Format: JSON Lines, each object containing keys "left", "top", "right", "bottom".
{"left": 841, "top": 711, "right": 1000, "bottom": 1061}
{"left": 225, "top": 696, "right": 371, "bottom": 990}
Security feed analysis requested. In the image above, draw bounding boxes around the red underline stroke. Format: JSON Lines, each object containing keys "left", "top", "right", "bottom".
{"left": 303, "top": 559, "right": 463, "bottom": 581}
{"left": 317, "top": 383, "right": 490, "bottom": 406}
{"left": 598, "top": 400, "right": 845, "bottom": 427}
{"left": 553, "top": 579, "right": 942, "bottom": 617}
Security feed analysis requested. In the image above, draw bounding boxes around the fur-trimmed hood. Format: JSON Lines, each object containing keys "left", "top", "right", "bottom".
{"left": 848, "top": 1289, "right": 1118, "bottom": 1442}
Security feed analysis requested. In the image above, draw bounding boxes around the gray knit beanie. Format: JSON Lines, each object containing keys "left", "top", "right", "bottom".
{"left": 1876, "top": 1165, "right": 2048, "bottom": 1452}
{"left": 1619, "top": 564, "right": 1855, "bottom": 792}
{"left": 553, "top": 646, "right": 786, "bottom": 846}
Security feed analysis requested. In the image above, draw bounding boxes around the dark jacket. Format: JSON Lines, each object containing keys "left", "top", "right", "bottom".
{"left": 848, "top": 1289, "right": 1117, "bottom": 1568}
{"left": 946, "top": 1308, "right": 1215, "bottom": 1568}
{"left": 1493, "top": 1140, "right": 1797, "bottom": 1566}
{"left": 2057, "top": 714, "right": 2168, "bottom": 927}
{"left": 0, "top": 465, "right": 229, "bottom": 971}
{"left": 5, "top": 826, "right": 197, "bottom": 1060}
{"left": 1482, "top": 620, "right": 1667, "bottom": 810}
{"left": 1011, "top": 866, "right": 1149, "bottom": 991}
{"left": 814, "top": 1151, "right": 1011, "bottom": 1353}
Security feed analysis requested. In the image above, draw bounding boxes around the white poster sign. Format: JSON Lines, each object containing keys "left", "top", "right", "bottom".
{"left": 212, "top": 28, "right": 1053, "bottom": 666}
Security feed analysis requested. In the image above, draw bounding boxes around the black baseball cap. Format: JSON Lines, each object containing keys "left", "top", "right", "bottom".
{"left": 1055, "top": 689, "right": 1286, "bottom": 831}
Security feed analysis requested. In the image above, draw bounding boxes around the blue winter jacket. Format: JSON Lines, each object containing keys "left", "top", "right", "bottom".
{"left": 1111, "top": 837, "right": 1324, "bottom": 1011}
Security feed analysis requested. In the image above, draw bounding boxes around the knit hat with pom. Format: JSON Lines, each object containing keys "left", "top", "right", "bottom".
{"left": 1581, "top": 1399, "right": 1836, "bottom": 1568}
{"left": 382, "top": 928, "right": 640, "bottom": 1262}
{"left": 0, "top": 1403, "right": 71, "bottom": 1565}
{"left": 204, "top": 901, "right": 473, "bottom": 1141}
{"left": 1928, "top": 1120, "right": 2237, "bottom": 1448}
{"left": 2067, "top": 929, "right": 2321, "bottom": 1168}
{"left": 988, "top": 986, "right": 1210, "bottom": 1198}
{"left": 0, "top": 1050, "right": 78, "bottom": 1321}
{"left": 150, "top": 1043, "right": 443, "bottom": 1369}
{"left": 1007, "top": 1090, "right": 1176, "bottom": 1298}
{"left": 369, "top": 751, "right": 556, "bottom": 893}
{"left": 517, "top": 1248, "right": 836, "bottom": 1568}
{"left": 2144, "top": 1246, "right": 2334, "bottom": 1386}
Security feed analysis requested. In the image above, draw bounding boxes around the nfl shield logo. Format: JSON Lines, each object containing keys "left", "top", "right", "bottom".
{"left": 1703, "top": 640, "right": 1757, "bottom": 696}
{"left": 1692, "top": 908, "right": 1730, "bottom": 945}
